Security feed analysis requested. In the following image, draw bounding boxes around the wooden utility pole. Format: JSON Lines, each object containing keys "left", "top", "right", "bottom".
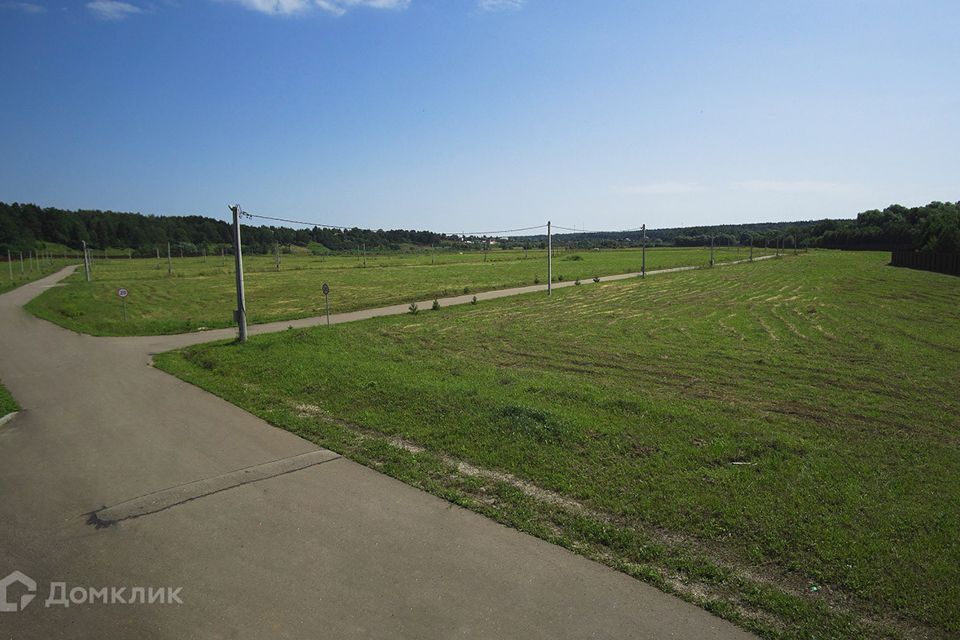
{"left": 81, "top": 241, "right": 91, "bottom": 281}
{"left": 641, "top": 224, "right": 646, "bottom": 278}
{"left": 229, "top": 204, "right": 248, "bottom": 342}
{"left": 547, "top": 221, "right": 552, "bottom": 296}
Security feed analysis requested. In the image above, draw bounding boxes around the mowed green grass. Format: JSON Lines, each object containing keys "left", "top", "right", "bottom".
{"left": 157, "top": 251, "right": 960, "bottom": 638}
{"left": 25, "top": 246, "right": 768, "bottom": 336}
{"left": 0, "top": 383, "right": 17, "bottom": 416}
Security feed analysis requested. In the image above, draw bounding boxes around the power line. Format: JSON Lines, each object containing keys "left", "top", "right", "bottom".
{"left": 244, "top": 213, "right": 348, "bottom": 230}
{"left": 552, "top": 224, "right": 647, "bottom": 234}
{"left": 451, "top": 224, "right": 548, "bottom": 236}
{"left": 245, "top": 211, "right": 641, "bottom": 238}
{"left": 243, "top": 212, "right": 548, "bottom": 237}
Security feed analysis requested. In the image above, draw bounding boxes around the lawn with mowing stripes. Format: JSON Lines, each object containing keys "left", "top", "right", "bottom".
{"left": 155, "top": 251, "right": 960, "bottom": 639}
{"left": 26, "top": 245, "right": 769, "bottom": 336}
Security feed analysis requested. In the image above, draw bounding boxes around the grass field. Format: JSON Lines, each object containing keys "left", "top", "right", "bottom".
{"left": 25, "top": 245, "right": 771, "bottom": 336}
{"left": 0, "top": 383, "right": 18, "bottom": 416}
{"left": 156, "top": 251, "right": 960, "bottom": 639}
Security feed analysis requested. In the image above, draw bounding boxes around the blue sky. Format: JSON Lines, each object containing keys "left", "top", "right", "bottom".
{"left": 1, "top": 0, "right": 957, "bottom": 232}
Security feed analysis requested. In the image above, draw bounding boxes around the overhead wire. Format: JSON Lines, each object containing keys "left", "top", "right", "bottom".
{"left": 243, "top": 211, "right": 640, "bottom": 238}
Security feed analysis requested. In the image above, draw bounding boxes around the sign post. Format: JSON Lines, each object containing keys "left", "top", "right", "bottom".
{"left": 117, "top": 288, "right": 128, "bottom": 321}
{"left": 322, "top": 282, "right": 331, "bottom": 326}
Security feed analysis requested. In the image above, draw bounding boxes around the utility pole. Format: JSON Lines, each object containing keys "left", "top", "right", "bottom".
{"left": 81, "top": 241, "right": 91, "bottom": 282}
{"left": 362, "top": 243, "right": 366, "bottom": 268}
{"left": 710, "top": 236, "right": 715, "bottom": 267}
{"left": 641, "top": 224, "right": 647, "bottom": 278}
{"left": 749, "top": 236, "right": 753, "bottom": 262}
{"left": 19, "top": 252, "right": 24, "bottom": 275}
{"left": 156, "top": 247, "right": 161, "bottom": 269}
{"left": 547, "top": 220, "right": 553, "bottom": 296}
{"left": 167, "top": 243, "right": 173, "bottom": 275}
{"left": 230, "top": 204, "right": 248, "bottom": 342}
{"left": 7, "top": 250, "right": 11, "bottom": 281}
{"left": 275, "top": 242, "right": 281, "bottom": 271}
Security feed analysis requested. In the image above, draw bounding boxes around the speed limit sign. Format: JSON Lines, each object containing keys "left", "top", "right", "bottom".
{"left": 117, "top": 288, "right": 128, "bottom": 298}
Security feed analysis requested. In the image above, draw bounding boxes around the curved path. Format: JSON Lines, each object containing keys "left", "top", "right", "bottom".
{"left": 0, "top": 265, "right": 757, "bottom": 639}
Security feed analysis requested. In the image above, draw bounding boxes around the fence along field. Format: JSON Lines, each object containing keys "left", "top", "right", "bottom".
{"left": 24, "top": 244, "right": 774, "bottom": 336}
{"left": 156, "top": 251, "right": 960, "bottom": 639}
{"left": 1, "top": 248, "right": 75, "bottom": 295}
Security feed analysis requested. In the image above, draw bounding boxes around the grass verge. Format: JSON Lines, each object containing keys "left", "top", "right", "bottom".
{"left": 0, "top": 382, "right": 19, "bottom": 416}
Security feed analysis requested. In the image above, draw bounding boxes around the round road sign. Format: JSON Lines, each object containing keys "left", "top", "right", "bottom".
{"left": 322, "top": 282, "right": 330, "bottom": 296}
{"left": 117, "top": 288, "right": 129, "bottom": 298}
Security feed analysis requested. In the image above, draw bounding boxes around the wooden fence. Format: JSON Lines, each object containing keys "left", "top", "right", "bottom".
{"left": 890, "top": 251, "right": 960, "bottom": 276}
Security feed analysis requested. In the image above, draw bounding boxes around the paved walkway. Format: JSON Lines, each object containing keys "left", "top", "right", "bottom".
{"left": 0, "top": 264, "right": 758, "bottom": 639}
{"left": 126, "top": 253, "right": 777, "bottom": 352}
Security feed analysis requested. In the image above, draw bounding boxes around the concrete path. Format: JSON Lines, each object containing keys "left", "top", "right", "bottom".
{"left": 124, "top": 253, "right": 777, "bottom": 352}
{"left": 0, "top": 265, "right": 758, "bottom": 639}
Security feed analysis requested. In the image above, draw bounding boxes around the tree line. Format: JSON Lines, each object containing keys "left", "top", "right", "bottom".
{"left": 0, "top": 202, "right": 459, "bottom": 255}
{"left": 1, "top": 200, "right": 957, "bottom": 255}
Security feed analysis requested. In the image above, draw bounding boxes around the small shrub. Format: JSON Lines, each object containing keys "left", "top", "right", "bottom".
{"left": 557, "top": 274, "right": 565, "bottom": 282}
{"left": 408, "top": 302, "right": 419, "bottom": 315}
{"left": 534, "top": 275, "right": 540, "bottom": 284}
{"left": 575, "top": 279, "right": 581, "bottom": 286}
{"left": 471, "top": 296, "right": 478, "bottom": 305}
{"left": 462, "top": 286, "right": 470, "bottom": 294}
{"left": 431, "top": 299, "right": 440, "bottom": 311}
{"left": 564, "top": 254, "right": 583, "bottom": 261}
{"left": 593, "top": 277, "right": 600, "bottom": 283}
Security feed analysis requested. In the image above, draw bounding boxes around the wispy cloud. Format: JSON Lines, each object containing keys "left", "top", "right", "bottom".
{"left": 86, "top": 0, "right": 143, "bottom": 20}
{"left": 0, "top": 1, "right": 47, "bottom": 13}
{"left": 734, "top": 180, "right": 859, "bottom": 195}
{"left": 476, "top": 0, "right": 524, "bottom": 11}
{"left": 620, "top": 182, "right": 705, "bottom": 196}
{"left": 227, "top": 0, "right": 409, "bottom": 16}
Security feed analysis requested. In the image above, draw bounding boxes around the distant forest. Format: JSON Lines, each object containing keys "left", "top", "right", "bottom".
{"left": 1, "top": 200, "right": 957, "bottom": 255}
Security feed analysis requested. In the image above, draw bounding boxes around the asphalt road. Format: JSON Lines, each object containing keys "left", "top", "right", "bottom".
{"left": 0, "top": 265, "right": 757, "bottom": 639}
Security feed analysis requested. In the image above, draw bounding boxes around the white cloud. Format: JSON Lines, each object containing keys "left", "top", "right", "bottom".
{"left": 227, "top": 0, "right": 409, "bottom": 16}
{"left": 0, "top": 2, "right": 47, "bottom": 13}
{"left": 621, "top": 182, "right": 705, "bottom": 196}
{"left": 477, "top": 0, "right": 524, "bottom": 11}
{"left": 86, "top": 0, "right": 143, "bottom": 20}
{"left": 734, "top": 180, "right": 859, "bottom": 195}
